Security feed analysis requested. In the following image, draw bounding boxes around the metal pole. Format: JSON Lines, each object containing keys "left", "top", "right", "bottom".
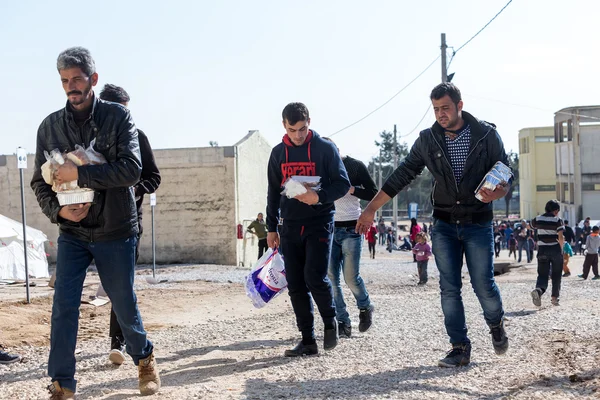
{"left": 19, "top": 168, "right": 30, "bottom": 303}
{"left": 393, "top": 125, "right": 398, "bottom": 242}
{"left": 151, "top": 203, "right": 156, "bottom": 279}
{"left": 441, "top": 33, "right": 448, "bottom": 83}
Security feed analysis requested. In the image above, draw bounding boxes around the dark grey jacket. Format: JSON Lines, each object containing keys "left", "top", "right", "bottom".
{"left": 31, "top": 95, "right": 142, "bottom": 242}
{"left": 381, "top": 111, "right": 511, "bottom": 224}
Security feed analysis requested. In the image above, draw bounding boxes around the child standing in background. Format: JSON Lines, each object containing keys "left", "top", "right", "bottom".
{"left": 562, "top": 241, "right": 573, "bottom": 277}
{"left": 412, "top": 232, "right": 432, "bottom": 285}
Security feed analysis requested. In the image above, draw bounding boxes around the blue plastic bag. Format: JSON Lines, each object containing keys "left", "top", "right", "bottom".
{"left": 245, "top": 248, "right": 287, "bottom": 308}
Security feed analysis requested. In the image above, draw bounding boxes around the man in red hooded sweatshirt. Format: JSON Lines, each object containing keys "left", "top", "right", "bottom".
{"left": 266, "top": 102, "right": 350, "bottom": 357}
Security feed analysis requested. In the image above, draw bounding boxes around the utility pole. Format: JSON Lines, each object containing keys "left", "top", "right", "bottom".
{"left": 441, "top": 33, "right": 448, "bottom": 83}
{"left": 393, "top": 124, "right": 398, "bottom": 242}
{"left": 378, "top": 149, "right": 383, "bottom": 221}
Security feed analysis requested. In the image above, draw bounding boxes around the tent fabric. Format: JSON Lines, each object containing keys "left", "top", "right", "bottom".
{"left": 0, "top": 214, "right": 49, "bottom": 280}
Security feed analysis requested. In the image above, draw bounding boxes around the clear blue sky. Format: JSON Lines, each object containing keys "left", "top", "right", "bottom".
{"left": 1, "top": 0, "right": 598, "bottom": 164}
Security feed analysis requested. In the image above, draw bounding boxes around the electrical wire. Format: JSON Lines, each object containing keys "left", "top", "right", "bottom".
{"left": 329, "top": 55, "right": 440, "bottom": 137}
{"left": 400, "top": 104, "right": 433, "bottom": 139}
{"left": 453, "top": 0, "right": 513, "bottom": 56}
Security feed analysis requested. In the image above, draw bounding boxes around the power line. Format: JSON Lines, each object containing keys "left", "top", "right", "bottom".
{"left": 453, "top": 0, "right": 513, "bottom": 56}
{"left": 400, "top": 104, "right": 433, "bottom": 139}
{"left": 329, "top": 55, "right": 440, "bottom": 137}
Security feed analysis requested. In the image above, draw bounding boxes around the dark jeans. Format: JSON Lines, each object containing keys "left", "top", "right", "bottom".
{"left": 280, "top": 221, "right": 336, "bottom": 340}
{"left": 368, "top": 241, "right": 376, "bottom": 258}
{"left": 535, "top": 245, "right": 563, "bottom": 298}
{"left": 258, "top": 238, "right": 268, "bottom": 259}
{"left": 518, "top": 239, "right": 531, "bottom": 263}
{"left": 109, "top": 229, "right": 142, "bottom": 342}
{"left": 50, "top": 234, "right": 152, "bottom": 392}
{"left": 494, "top": 242, "right": 501, "bottom": 257}
{"left": 432, "top": 219, "right": 504, "bottom": 345}
{"left": 417, "top": 260, "right": 428, "bottom": 283}
{"left": 582, "top": 253, "right": 599, "bottom": 279}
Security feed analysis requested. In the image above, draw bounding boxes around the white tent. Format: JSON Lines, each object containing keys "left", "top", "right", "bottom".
{"left": 0, "top": 214, "right": 49, "bottom": 280}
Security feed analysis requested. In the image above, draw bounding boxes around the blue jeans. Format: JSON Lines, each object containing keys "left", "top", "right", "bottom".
{"left": 328, "top": 226, "right": 371, "bottom": 325}
{"left": 518, "top": 239, "right": 531, "bottom": 263}
{"left": 432, "top": 219, "right": 504, "bottom": 345}
{"left": 49, "top": 234, "right": 153, "bottom": 392}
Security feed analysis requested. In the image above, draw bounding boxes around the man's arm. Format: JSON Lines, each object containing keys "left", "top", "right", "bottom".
{"left": 77, "top": 110, "right": 142, "bottom": 189}
{"left": 133, "top": 130, "right": 161, "bottom": 197}
{"left": 266, "top": 150, "right": 282, "bottom": 248}
{"left": 352, "top": 160, "right": 378, "bottom": 201}
{"left": 478, "top": 129, "right": 511, "bottom": 203}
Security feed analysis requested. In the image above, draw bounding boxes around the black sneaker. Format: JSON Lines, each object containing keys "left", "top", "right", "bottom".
{"left": 358, "top": 305, "right": 374, "bottom": 333}
{"left": 490, "top": 320, "right": 509, "bottom": 355}
{"left": 323, "top": 322, "right": 339, "bottom": 350}
{"left": 338, "top": 321, "right": 352, "bottom": 338}
{"left": 284, "top": 341, "right": 318, "bottom": 357}
{"left": 0, "top": 349, "right": 20, "bottom": 364}
{"left": 562, "top": 272, "right": 571, "bottom": 277}
{"left": 438, "top": 343, "right": 471, "bottom": 367}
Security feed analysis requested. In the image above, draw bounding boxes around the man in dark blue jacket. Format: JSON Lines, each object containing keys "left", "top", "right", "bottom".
{"left": 357, "top": 83, "right": 510, "bottom": 368}
{"left": 266, "top": 102, "right": 350, "bottom": 357}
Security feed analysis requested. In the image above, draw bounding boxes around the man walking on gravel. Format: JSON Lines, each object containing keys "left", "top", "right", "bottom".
{"left": 323, "top": 138, "right": 378, "bottom": 338}
{"left": 357, "top": 83, "right": 510, "bottom": 367}
{"left": 266, "top": 102, "right": 350, "bottom": 357}
{"left": 31, "top": 47, "right": 160, "bottom": 398}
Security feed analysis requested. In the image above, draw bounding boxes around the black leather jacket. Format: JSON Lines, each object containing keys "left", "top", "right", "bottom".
{"left": 31, "top": 95, "right": 142, "bottom": 242}
{"left": 381, "top": 111, "right": 511, "bottom": 224}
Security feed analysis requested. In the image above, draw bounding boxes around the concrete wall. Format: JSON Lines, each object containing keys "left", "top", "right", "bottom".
{"left": 233, "top": 131, "right": 272, "bottom": 267}
{"left": 139, "top": 146, "right": 237, "bottom": 265}
{"left": 0, "top": 154, "right": 60, "bottom": 259}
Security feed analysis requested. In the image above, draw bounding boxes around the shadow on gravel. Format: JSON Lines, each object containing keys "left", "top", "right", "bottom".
{"left": 156, "top": 339, "right": 288, "bottom": 363}
{"left": 0, "top": 352, "right": 105, "bottom": 384}
{"left": 78, "top": 354, "right": 292, "bottom": 400}
{"left": 243, "top": 366, "right": 600, "bottom": 400}
{"left": 504, "top": 310, "right": 538, "bottom": 318}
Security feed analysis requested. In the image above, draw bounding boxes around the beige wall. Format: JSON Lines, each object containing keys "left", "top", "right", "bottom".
{"left": 234, "top": 131, "right": 272, "bottom": 267}
{"left": 519, "top": 127, "right": 556, "bottom": 220}
{"left": 0, "top": 131, "right": 272, "bottom": 266}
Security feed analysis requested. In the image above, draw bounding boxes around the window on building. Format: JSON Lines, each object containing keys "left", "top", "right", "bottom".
{"left": 562, "top": 121, "right": 569, "bottom": 142}
{"left": 567, "top": 119, "right": 573, "bottom": 141}
{"left": 536, "top": 185, "right": 556, "bottom": 192}
{"left": 569, "top": 182, "right": 574, "bottom": 203}
{"left": 555, "top": 123, "right": 563, "bottom": 143}
{"left": 582, "top": 183, "right": 600, "bottom": 191}
{"left": 534, "top": 136, "right": 554, "bottom": 142}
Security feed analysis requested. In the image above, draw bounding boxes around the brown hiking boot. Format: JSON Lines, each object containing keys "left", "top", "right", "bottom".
{"left": 138, "top": 352, "right": 161, "bottom": 395}
{"left": 48, "top": 381, "right": 75, "bottom": 399}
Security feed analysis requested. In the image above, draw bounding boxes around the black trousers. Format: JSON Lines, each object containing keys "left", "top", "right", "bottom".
{"left": 535, "top": 245, "right": 563, "bottom": 298}
{"left": 279, "top": 221, "right": 336, "bottom": 340}
{"left": 258, "top": 238, "right": 268, "bottom": 259}
{"left": 582, "top": 253, "right": 599, "bottom": 279}
{"left": 368, "top": 241, "right": 376, "bottom": 258}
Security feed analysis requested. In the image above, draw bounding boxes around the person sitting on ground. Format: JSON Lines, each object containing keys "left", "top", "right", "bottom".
{"left": 398, "top": 236, "right": 412, "bottom": 251}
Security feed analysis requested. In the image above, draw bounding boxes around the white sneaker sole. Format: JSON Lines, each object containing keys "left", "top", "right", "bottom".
{"left": 109, "top": 349, "right": 126, "bottom": 365}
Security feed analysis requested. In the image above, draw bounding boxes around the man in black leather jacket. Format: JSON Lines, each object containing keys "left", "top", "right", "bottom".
{"left": 30, "top": 47, "right": 160, "bottom": 399}
{"left": 357, "top": 83, "right": 510, "bottom": 368}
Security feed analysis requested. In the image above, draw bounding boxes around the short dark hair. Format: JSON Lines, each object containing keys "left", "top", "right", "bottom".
{"left": 282, "top": 102, "right": 309, "bottom": 125}
{"left": 593, "top": 226, "right": 600, "bottom": 233}
{"left": 545, "top": 199, "right": 560, "bottom": 213}
{"left": 430, "top": 82, "right": 462, "bottom": 105}
{"left": 99, "top": 84, "right": 131, "bottom": 104}
{"left": 564, "top": 220, "right": 569, "bottom": 225}
{"left": 56, "top": 47, "right": 96, "bottom": 77}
